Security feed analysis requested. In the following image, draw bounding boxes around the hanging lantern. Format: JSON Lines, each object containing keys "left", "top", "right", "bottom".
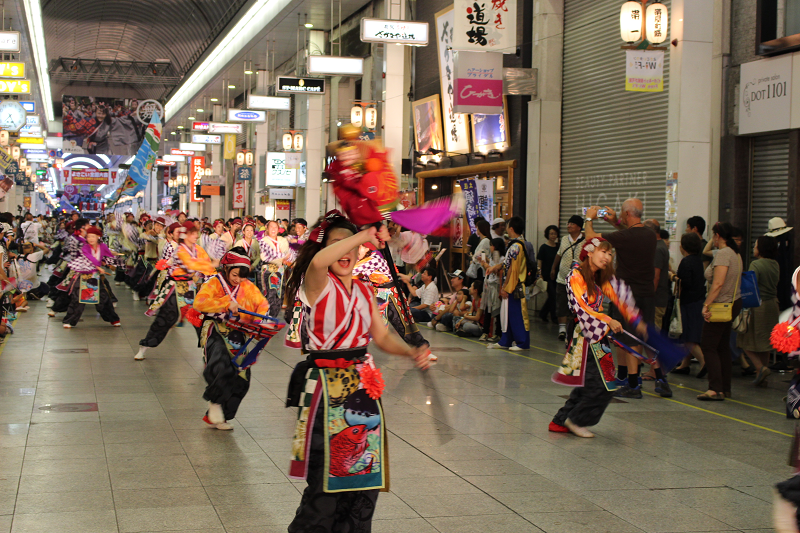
{"left": 351, "top": 105, "right": 363, "bottom": 127}
{"left": 282, "top": 133, "right": 293, "bottom": 151}
{"left": 236, "top": 151, "right": 245, "bottom": 166}
{"left": 19, "top": 157, "right": 27, "bottom": 168}
{"left": 11, "top": 146, "right": 19, "bottom": 160}
{"left": 293, "top": 133, "right": 304, "bottom": 151}
{"left": 620, "top": 1, "right": 643, "bottom": 42}
{"left": 364, "top": 107, "right": 377, "bottom": 129}
{"left": 168, "top": 178, "right": 175, "bottom": 188}
{"left": 24, "top": 167, "right": 31, "bottom": 177}
{"left": 204, "top": 167, "right": 212, "bottom": 176}
{"left": 646, "top": 1, "right": 669, "bottom": 44}
{"left": 30, "top": 174, "right": 36, "bottom": 183}
{"left": 0, "top": 131, "right": 8, "bottom": 147}
{"left": 245, "top": 151, "right": 254, "bottom": 166}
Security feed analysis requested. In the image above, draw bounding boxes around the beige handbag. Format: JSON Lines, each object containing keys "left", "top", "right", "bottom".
{"left": 707, "top": 259, "right": 740, "bottom": 323}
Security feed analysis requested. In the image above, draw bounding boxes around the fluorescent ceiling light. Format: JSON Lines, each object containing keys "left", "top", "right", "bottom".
{"left": 188, "top": 116, "right": 195, "bottom": 120}
{"left": 20, "top": 143, "right": 44, "bottom": 149}
{"left": 305, "top": 23, "right": 313, "bottom": 28}
{"left": 21, "top": 0, "right": 54, "bottom": 122}
{"left": 162, "top": 154, "right": 185, "bottom": 162}
{"left": 164, "top": 0, "right": 298, "bottom": 118}
{"left": 245, "top": 70, "right": 253, "bottom": 75}
{"left": 177, "top": 126, "right": 184, "bottom": 129}
{"left": 307, "top": 56, "right": 363, "bottom": 76}
{"left": 97, "top": 184, "right": 106, "bottom": 191}
{"left": 210, "top": 98, "right": 218, "bottom": 102}
{"left": 228, "top": 85, "right": 236, "bottom": 89}
{"left": 180, "top": 142, "right": 206, "bottom": 151}
{"left": 197, "top": 108, "right": 204, "bottom": 112}
{"left": 170, "top": 132, "right": 176, "bottom": 135}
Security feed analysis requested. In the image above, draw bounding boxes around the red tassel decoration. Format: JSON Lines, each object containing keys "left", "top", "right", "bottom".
{"left": 771, "top": 322, "right": 800, "bottom": 353}
{"left": 155, "top": 259, "right": 168, "bottom": 271}
{"left": 359, "top": 364, "right": 385, "bottom": 400}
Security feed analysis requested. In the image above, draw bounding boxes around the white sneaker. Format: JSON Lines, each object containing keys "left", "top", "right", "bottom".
{"left": 62, "top": 324, "right": 72, "bottom": 329}
{"left": 132, "top": 293, "right": 140, "bottom": 301}
{"left": 435, "top": 323, "right": 448, "bottom": 332}
{"left": 428, "top": 353, "right": 438, "bottom": 362}
{"left": 487, "top": 343, "right": 503, "bottom": 349}
{"left": 134, "top": 347, "right": 147, "bottom": 361}
{"left": 115, "top": 282, "right": 121, "bottom": 286}
{"left": 16, "top": 306, "right": 29, "bottom": 312}
{"left": 208, "top": 402, "right": 225, "bottom": 424}
{"left": 45, "top": 298, "right": 54, "bottom": 308}
{"left": 113, "top": 302, "right": 118, "bottom": 307}
{"left": 216, "top": 422, "right": 233, "bottom": 431}
{"left": 564, "top": 418, "right": 594, "bottom": 438}
{"left": 47, "top": 311, "right": 55, "bottom": 317}
{"left": 426, "top": 321, "right": 434, "bottom": 328}
{"left": 509, "top": 346, "right": 523, "bottom": 352}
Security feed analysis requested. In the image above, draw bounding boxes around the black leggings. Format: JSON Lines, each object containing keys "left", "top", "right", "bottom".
{"left": 553, "top": 353, "right": 614, "bottom": 428}
{"left": 202, "top": 328, "right": 251, "bottom": 421}
{"left": 62, "top": 278, "right": 119, "bottom": 327}
{"left": 139, "top": 292, "right": 180, "bottom": 348}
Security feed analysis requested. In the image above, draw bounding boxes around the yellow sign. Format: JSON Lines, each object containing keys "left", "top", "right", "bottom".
{"left": 223, "top": 134, "right": 236, "bottom": 160}
{"left": 0, "top": 63, "right": 24, "bottom": 78}
{"left": 17, "top": 137, "right": 43, "bottom": 144}
{"left": 0, "top": 79, "right": 30, "bottom": 94}
{"left": 22, "top": 196, "right": 30, "bottom": 208}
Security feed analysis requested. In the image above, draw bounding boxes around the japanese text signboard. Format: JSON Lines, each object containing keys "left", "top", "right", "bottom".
{"left": 360, "top": 19, "right": 429, "bottom": 45}
{"left": 232, "top": 181, "right": 246, "bottom": 209}
{"left": 64, "top": 169, "right": 115, "bottom": 185}
{"left": 435, "top": 7, "right": 471, "bottom": 155}
{"left": 189, "top": 156, "right": 204, "bottom": 203}
{"left": 458, "top": 178, "right": 480, "bottom": 234}
{"left": 453, "top": 0, "right": 516, "bottom": 52}
{"left": 625, "top": 50, "right": 664, "bottom": 92}
{"left": 453, "top": 51, "right": 504, "bottom": 114}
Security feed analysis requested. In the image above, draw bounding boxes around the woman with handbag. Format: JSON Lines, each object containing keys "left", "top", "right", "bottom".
{"left": 698, "top": 222, "right": 743, "bottom": 401}
{"left": 737, "top": 236, "right": 780, "bottom": 385}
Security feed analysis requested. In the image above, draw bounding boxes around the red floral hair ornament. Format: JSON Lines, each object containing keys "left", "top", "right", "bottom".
{"left": 771, "top": 315, "right": 800, "bottom": 353}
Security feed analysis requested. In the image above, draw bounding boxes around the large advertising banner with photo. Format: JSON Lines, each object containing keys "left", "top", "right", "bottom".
{"left": 61, "top": 95, "right": 163, "bottom": 156}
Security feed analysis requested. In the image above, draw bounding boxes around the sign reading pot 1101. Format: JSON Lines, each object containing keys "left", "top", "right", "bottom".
{"left": 739, "top": 55, "right": 792, "bottom": 135}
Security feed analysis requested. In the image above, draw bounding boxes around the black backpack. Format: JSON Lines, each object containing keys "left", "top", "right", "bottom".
{"left": 509, "top": 239, "right": 537, "bottom": 287}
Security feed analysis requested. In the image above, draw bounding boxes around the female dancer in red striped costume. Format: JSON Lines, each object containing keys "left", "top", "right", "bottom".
{"left": 284, "top": 211, "right": 429, "bottom": 533}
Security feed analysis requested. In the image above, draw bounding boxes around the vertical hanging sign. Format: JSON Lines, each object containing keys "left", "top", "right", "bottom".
{"left": 452, "top": 0, "right": 517, "bottom": 52}
{"left": 475, "top": 179, "right": 494, "bottom": 221}
{"left": 458, "top": 178, "right": 479, "bottom": 234}
{"left": 453, "top": 51, "right": 504, "bottom": 114}
{"left": 189, "top": 156, "right": 204, "bottom": 203}
{"left": 435, "top": 7, "right": 471, "bottom": 155}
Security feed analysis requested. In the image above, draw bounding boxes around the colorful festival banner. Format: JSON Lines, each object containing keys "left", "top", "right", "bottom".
{"left": 111, "top": 112, "right": 161, "bottom": 204}
{"left": 458, "top": 177, "right": 479, "bottom": 234}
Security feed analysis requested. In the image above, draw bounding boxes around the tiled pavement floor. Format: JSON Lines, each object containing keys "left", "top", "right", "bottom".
{"left": 0, "top": 288, "right": 793, "bottom": 532}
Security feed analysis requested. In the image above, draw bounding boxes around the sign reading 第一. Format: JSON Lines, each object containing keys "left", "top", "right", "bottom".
{"left": 458, "top": 178, "right": 479, "bottom": 234}
{"left": 739, "top": 55, "right": 793, "bottom": 135}
{"left": 453, "top": 0, "right": 517, "bottom": 52}
{"left": 475, "top": 179, "right": 494, "bottom": 221}
{"left": 436, "top": 7, "right": 471, "bottom": 155}
{"left": 453, "top": 51, "right": 504, "bottom": 114}
{"left": 625, "top": 50, "right": 664, "bottom": 92}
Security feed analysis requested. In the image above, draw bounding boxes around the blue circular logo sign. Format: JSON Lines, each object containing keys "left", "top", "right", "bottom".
{"left": 236, "top": 111, "right": 260, "bottom": 120}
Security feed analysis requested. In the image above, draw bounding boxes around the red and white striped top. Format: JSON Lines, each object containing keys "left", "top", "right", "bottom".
{"left": 300, "top": 271, "right": 374, "bottom": 351}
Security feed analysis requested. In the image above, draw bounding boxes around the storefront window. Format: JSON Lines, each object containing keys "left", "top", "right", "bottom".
{"left": 758, "top": 0, "right": 800, "bottom": 55}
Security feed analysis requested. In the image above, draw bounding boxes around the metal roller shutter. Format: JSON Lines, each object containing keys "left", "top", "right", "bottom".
{"left": 560, "top": 0, "right": 671, "bottom": 231}
{"left": 750, "top": 133, "right": 789, "bottom": 239}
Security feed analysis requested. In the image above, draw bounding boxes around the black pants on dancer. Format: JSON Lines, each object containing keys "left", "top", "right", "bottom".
{"left": 139, "top": 292, "right": 180, "bottom": 348}
{"left": 288, "top": 401, "right": 379, "bottom": 533}
{"left": 202, "top": 328, "right": 251, "bottom": 421}
{"left": 63, "top": 279, "right": 119, "bottom": 327}
{"left": 552, "top": 353, "right": 615, "bottom": 428}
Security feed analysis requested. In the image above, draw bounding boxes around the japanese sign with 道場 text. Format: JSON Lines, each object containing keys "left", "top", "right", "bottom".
{"left": 453, "top": 0, "right": 516, "bottom": 52}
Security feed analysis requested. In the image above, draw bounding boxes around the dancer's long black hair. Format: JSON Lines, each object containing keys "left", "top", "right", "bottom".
{"left": 284, "top": 214, "right": 358, "bottom": 301}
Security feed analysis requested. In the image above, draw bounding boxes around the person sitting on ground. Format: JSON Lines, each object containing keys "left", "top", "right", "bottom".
{"left": 455, "top": 280, "right": 484, "bottom": 337}
{"left": 429, "top": 270, "right": 466, "bottom": 331}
